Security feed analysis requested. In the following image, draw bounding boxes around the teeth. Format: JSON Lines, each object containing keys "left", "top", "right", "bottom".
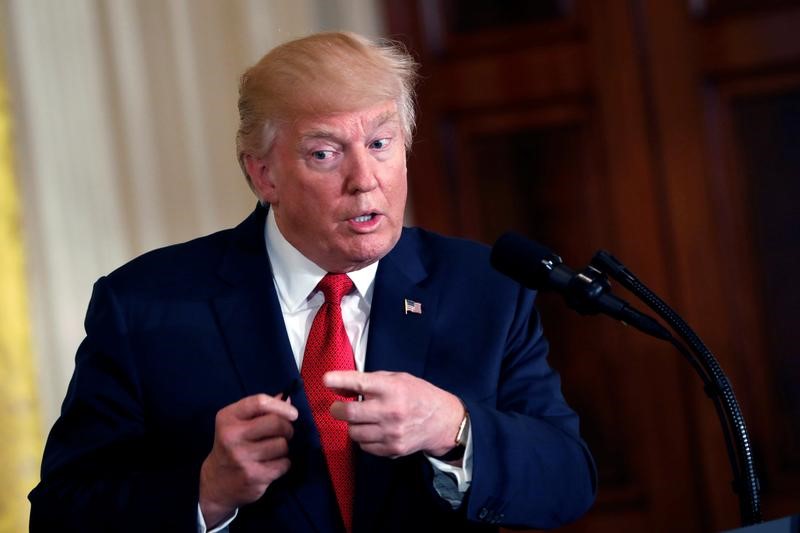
{"left": 353, "top": 214, "right": 373, "bottom": 223}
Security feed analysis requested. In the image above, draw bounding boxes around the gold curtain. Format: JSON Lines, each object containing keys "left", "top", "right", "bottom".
{"left": 0, "top": 52, "right": 42, "bottom": 532}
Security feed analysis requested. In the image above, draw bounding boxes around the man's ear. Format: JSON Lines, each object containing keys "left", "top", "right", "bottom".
{"left": 244, "top": 154, "right": 277, "bottom": 204}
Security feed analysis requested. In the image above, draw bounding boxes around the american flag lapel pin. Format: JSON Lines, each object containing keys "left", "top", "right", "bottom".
{"left": 404, "top": 298, "right": 422, "bottom": 315}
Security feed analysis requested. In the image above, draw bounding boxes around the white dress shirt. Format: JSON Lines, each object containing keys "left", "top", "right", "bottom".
{"left": 265, "top": 208, "right": 378, "bottom": 372}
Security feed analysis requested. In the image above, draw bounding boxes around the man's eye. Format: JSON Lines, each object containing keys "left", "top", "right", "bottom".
{"left": 311, "top": 150, "right": 334, "bottom": 160}
{"left": 370, "top": 139, "right": 390, "bottom": 150}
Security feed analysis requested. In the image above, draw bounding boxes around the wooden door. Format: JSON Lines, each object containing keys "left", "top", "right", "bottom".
{"left": 385, "top": 0, "right": 800, "bottom": 531}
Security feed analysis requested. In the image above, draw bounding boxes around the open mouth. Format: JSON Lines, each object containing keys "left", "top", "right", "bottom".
{"left": 352, "top": 214, "right": 375, "bottom": 223}
{"left": 348, "top": 212, "right": 382, "bottom": 231}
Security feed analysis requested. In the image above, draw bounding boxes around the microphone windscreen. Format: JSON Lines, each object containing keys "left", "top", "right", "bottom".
{"left": 490, "top": 232, "right": 558, "bottom": 290}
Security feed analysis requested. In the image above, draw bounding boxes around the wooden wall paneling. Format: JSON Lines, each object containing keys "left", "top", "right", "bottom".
{"left": 700, "top": 6, "right": 800, "bottom": 76}
{"left": 423, "top": 0, "right": 582, "bottom": 56}
{"left": 405, "top": 103, "right": 460, "bottom": 234}
{"left": 446, "top": 104, "right": 588, "bottom": 241}
{"left": 385, "top": 0, "right": 592, "bottom": 236}
{"left": 386, "top": 0, "right": 713, "bottom": 530}
{"left": 384, "top": 0, "right": 800, "bottom": 529}
{"left": 702, "top": 75, "right": 774, "bottom": 523}
{"left": 636, "top": 0, "right": 800, "bottom": 528}
{"left": 446, "top": 101, "right": 658, "bottom": 533}
{"left": 634, "top": 0, "right": 744, "bottom": 528}
{"left": 430, "top": 43, "right": 590, "bottom": 111}
{"left": 692, "top": 0, "right": 800, "bottom": 20}
{"left": 385, "top": 0, "right": 459, "bottom": 234}
{"left": 584, "top": 1, "right": 707, "bottom": 530}
{"left": 687, "top": 1, "right": 800, "bottom": 526}
{"left": 705, "top": 72, "right": 800, "bottom": 520}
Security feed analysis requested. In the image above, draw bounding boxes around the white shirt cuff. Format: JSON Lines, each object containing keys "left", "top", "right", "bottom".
{"left": 426, "top": 417, "right": 473, "bottom": 493}
{"left": 197, "top": 504, "right": 238, "bottom": 533}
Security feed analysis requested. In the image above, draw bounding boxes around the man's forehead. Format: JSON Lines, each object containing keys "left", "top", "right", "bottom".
{"left": 294, "top": 104, "right": 400, "bottom": 141}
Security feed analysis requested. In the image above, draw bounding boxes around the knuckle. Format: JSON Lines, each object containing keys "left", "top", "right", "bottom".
{"left": 359, "top": 442, "right": 376, "bottom": 455}
{"left": 267, "top": 436, "right": 287, "bottom": 457}
{"left": 228, "top": 447, "right": 247, "bottom": 467}
{"left": 393, "top": 372, "right": 410, "bottom": 384}
{"left": 276, "top": 438, "right": 290, "bottom": 456}
{"left": 387, "top": 442, "right": 405, "bottom": 456}
{"left": 266, "top": 458, "right": 291, "bottom": 481}
{"left": 277, "top": 457, "right": 291, "bottom": 474}
{"left": 385, "top": 424, "right": 403, "bottom": 441}
{"left": 396, "top": 437, "right": 413, "bottom": 456}
{"left": 242, "top": 467, "right": 264, "bottom": 486}
{"left": 385, "top": 406, "right": 403, "bottom": 422}
{"left": 263, "top": 412, "right": 278, "bottom": 426}
{"left": 261, "top": 413, "right": 278, "bottom": 429}
{"left": 342, "top": 402, "right": 358, "bottom": 420}
{"left": 217, "top": 429, "right": 237, "bottom": 449}
{"left": 253, "top": 394, "right": 270, "bottom": 411}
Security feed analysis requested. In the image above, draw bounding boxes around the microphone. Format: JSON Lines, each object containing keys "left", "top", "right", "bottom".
{"left": 490, "top": 232, "right": 671, "bottom": 340}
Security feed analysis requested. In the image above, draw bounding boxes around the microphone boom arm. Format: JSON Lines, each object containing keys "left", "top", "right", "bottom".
{"left": 591, "top": 250, "right": 762, "bottom": 526}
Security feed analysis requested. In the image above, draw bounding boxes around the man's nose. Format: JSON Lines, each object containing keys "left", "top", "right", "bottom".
{"left": 345, "top": 148, "right": 379, "bottom": 193}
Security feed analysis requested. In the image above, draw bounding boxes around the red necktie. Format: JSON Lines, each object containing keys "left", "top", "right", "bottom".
{"left": 301, "top": 273, "right": 355, "bottom": 532}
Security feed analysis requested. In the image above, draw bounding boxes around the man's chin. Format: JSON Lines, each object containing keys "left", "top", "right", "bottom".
{"left": 338, "top": 242, "right": 395, "bottom": 271}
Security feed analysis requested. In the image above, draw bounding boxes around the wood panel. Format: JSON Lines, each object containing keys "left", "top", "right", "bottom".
{"left": 642, "top": 1, "right": 800, "bottom": 528}
{"left": 421, "top": 0, "right": 581, "bottom": 56}
{"left": 700, "top": 7, "right": 800, "bottom": 75}
{"left": 704, "top": 72, "right": 800, "bottom": 522}
{"left": 692, "top": 0, "right": 800, "bottom": 20}
{"left": 431, "top": 43, "right": 589, "bottom": 110}
{"left": 386, "top": 0, "right": 800, "bottom": 530}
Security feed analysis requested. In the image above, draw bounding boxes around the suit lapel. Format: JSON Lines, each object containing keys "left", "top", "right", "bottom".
{"left": 211, "top": 205, "right": 298, "bottom": 400}
{"left": 354, "top": 230, "right": 440, "bottom": 533}
{"left": 363, "top": 239, "right": 436, "bottom": 377}
{"left": 211, "top": 205, "right": 342, "bottom": 533}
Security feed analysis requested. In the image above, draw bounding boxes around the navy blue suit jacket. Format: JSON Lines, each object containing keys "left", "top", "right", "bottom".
{"left": 30, "top": 205, "right": 595, "bottom": 532}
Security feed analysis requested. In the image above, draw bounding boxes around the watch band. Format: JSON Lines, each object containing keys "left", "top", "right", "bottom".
{"left": 433, "top": 410, "right": 469, "bottom": 462}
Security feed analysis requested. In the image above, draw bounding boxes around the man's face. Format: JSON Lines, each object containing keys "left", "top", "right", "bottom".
{"left": 248, "top": 100, "right": 408, "bottom": 273}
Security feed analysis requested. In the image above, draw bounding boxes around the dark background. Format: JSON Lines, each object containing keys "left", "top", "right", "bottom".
{"left": 383, "top": 0, "right": 800, "bottom": 531}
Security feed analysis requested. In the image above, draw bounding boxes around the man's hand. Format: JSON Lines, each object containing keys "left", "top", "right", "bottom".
{"left": 199, "top": 393, "right": 298, "bottom": 528}
{"left": 325, "top": 371, "right": 464, "bottom": 458}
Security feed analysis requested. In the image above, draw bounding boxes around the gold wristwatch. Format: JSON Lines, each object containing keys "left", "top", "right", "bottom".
{"left": 434, "top": 409, "right": 469, "bottom": 461}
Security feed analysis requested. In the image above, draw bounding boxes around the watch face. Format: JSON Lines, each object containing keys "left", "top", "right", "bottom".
{"left": 456, "top": 413, "right": 470, "bottom": 446}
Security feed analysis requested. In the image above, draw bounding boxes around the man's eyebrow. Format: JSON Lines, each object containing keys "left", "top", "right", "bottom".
{"left": 370, "top": 110, "right": 399, "bottom": 130}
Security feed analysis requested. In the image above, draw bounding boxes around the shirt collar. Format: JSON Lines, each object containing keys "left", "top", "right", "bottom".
{"left": 264, "top": 207, "right": 378, "bottom": 312}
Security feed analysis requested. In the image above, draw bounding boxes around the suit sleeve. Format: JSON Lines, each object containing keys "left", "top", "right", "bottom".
{"left": 461, "top": 284, "right": 597, "bottom": 529}
{"left": 29, "top": 277, "right": 201, "bottom": 533}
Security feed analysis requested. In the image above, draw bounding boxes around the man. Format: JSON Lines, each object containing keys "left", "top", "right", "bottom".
{"left": 29, "top": 32, "right": 596, "bottom": 532}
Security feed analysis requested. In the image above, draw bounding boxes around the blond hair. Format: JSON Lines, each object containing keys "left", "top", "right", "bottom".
{"left": 236, "top": 31, "right": 419, "bottom": 189}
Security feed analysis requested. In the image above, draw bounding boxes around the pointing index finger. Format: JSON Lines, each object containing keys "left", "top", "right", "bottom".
{"left": 324, "top": 371, "right": 382, "bottom": 398}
